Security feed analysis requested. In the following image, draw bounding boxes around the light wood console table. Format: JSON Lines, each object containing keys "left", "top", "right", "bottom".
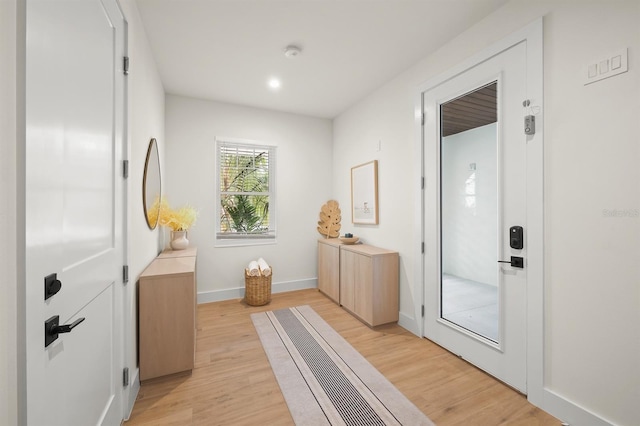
{"left": 139, "top": 248, "right": 197, "bottom": 381}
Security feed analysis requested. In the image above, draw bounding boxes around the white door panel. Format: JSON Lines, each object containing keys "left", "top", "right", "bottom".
{"left": 43, "top": 288, "right": 118, "bottom": 426}
{"left": 423, "top": 41, "right": 528, "bottom": 392}
{"left": 26, "top": 0, "right": 125, "bottom": 424}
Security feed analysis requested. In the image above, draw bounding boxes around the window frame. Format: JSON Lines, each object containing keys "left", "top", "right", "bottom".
{"left": 214, "top": 137, "right": 277, "bottom": 247}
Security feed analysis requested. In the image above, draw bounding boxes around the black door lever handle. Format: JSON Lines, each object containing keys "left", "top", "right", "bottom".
{"left": 45, "top": 315, "right": 86, "bottom": 347}
{"left": 51, "top": 317, "right": 85, "bottom": 334}
{"left": 498, "top": 256, "right": 524, "bottom": 268}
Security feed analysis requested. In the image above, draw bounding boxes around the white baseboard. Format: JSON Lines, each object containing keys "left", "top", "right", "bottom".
{"left": 398, "top": 311, "right": 420, "bottom": 336}
{"left": 197, "top": 278, "right": 318, "bottom": 304}
{"left": 540, "top": 388, "right": 613, "bottom": 426}
{"left": 123, "top": 367, "right": 140, "bottom": 421}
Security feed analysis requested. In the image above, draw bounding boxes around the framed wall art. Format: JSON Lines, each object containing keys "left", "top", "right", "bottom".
{"left": 351, "top": 160, "right": 378, "bottom": 224}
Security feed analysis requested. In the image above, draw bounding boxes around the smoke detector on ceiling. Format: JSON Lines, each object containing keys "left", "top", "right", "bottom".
{"left": 284, "top": 45, "right": 302, "bottom": 58}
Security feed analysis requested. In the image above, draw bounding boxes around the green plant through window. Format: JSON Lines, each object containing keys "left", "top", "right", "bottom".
{"left": 218, "top": 142, "right": 274, "bottom": 237}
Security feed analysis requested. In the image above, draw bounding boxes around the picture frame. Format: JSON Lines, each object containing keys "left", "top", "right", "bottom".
{"left": 351, "top": 160, "right": 379, "bottom": 224}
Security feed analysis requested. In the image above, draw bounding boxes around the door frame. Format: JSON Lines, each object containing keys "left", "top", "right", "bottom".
{"left": 412, "top": 19, "right": 543, "bottom": 404}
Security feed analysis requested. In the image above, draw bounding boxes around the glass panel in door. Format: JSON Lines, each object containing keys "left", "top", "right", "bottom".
{"left": 440, "top": 82, "right": 499, "bottom": 343}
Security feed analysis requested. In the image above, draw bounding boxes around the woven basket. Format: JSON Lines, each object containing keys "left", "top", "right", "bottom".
{"left": 244, "top": 268, "right": 272, "bottom": 306}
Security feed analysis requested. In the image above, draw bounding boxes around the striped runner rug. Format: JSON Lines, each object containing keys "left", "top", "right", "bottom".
{"left": 251, "top": 305, "right": 434, "bottom": 426}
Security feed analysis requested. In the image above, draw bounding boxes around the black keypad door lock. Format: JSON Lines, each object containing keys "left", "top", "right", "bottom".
{"left": 45, "top": 315, "right": 85, "bottom": 347}
{"left": 510, "top": 226, "right": 524, "bottom": 249}
{"left": 44, "top": 273, "right": 62, "bottom": 300}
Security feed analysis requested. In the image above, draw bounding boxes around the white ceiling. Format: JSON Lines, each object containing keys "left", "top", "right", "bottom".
{"left": 135, "top": 0, "right": 508, "bottom": 119}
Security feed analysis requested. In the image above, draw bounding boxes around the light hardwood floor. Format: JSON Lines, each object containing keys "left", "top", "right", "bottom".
{"left": 126, "top": 289, "right": 559, "bottom": 425}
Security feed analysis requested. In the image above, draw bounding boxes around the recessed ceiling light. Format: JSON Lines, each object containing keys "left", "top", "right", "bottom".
{"left": 284, "top": 45, "right": 302, "bottom": 58}
{"left": 268, "top": 78, "right": 281, "bottom": 90}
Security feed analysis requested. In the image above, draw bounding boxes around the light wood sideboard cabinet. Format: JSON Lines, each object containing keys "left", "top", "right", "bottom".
{"left": 139, "top": 249, "right": 197, "bottom": 381}
{"left": 317, "top": 238, "right": 343, "bottom": 303}
{"left": 339, "top": 244, "right": 399, "bottom": 327}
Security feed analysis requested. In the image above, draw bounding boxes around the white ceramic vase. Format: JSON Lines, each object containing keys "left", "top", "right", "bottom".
{"left": 170, "top": 230, "right": 189, "bottom": 250}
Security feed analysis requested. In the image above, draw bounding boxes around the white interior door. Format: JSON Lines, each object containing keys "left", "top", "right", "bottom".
{"left": 25, "top": 0, "right": 126, "bottom": 424}
{"left": 423, "top": 41, "right": 528, "bottom": 392}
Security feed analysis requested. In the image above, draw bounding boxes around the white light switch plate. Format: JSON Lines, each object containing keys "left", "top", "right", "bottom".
{"left": 584, "top": 48, "right": 628, "bottom": 85}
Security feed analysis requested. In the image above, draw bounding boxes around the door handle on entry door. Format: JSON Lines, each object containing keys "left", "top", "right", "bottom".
{"left": 498, "top": 256, "right": 524, "bottom": 268}
{"left": 499, "top": 225, "right": 524, "bottom": 268}
{"left": 44, "top": 315, "right": 86, "bottom": 347}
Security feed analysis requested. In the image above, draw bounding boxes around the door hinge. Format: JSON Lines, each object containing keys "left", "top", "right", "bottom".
{"left": 123, "top": 160, "right": 129, "bottom": 179}
{"left": 421, "top": 112, "right": 425, "bottom": 126}
{"left": 421, "top": 305, "right": 425, "bottom": 317}
{"left": 123, "top": 56, "right": 130, "bottom": 75}
{"left": 421, "top": 242, "right": 425, "bottom": 253}
{"left": 123, "top": 265, "right": 129, "bottom": 284}
{"left": 123, "top": 367, "right": 129, "bottom": 387}
{"left": 421, "top": 177, "right": 425, "bottom": 189}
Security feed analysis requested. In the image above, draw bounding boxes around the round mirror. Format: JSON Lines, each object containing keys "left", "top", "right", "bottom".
{"left": 143, "top": 138, "right": 161, "bottom": 229}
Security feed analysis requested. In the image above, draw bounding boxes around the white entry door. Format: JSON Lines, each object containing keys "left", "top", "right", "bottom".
{"left": 422, "top": 41, "right": 529, "bottom": 392}
{"left": 25, "top": 0, "right": 126, "bottom": 424}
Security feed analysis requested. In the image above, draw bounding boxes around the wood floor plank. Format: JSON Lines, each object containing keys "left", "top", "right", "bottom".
{"left": 125, "top": 289, "right": 559, "bottom": 425}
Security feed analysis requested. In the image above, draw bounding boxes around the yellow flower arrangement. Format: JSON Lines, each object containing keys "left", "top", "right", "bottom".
{"left": 149, "top": 197, "right": 198, "bottom": 231}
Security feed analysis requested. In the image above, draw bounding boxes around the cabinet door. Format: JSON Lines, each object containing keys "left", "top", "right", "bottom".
{"left": 354, "top": 254, "right": 373, "bottom": 324}
{"left": 318, "top": 242, "right": 339, "bottom": 302}
{"left": 371, "top": 254, "right": 399, "bottom": 326}
{"left": 140, "top": 273, "right": 195, "bottom": 380}
{"left": 340, "top": 250, "right": 355, "bottom": 311}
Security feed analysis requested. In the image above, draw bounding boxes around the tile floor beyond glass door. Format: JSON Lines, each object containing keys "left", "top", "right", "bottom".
{"left": 441, "top": 274, "right": 498, "bottom": 342}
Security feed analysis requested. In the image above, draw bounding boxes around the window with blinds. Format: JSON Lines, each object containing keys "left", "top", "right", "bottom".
{"left": 216, "top": 139, "right": 276, "bottom": 244}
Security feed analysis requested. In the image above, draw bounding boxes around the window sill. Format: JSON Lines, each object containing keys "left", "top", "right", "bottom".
{"left": 214, "top": 235, "right": 277, "bottom": 248}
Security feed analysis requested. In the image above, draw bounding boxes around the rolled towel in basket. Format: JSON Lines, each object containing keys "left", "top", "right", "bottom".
{"left": 257, "top": 257, "right": 271, "bottom": 276}
{"left": 247, "top": 260, "right": 260, "bottom": 276}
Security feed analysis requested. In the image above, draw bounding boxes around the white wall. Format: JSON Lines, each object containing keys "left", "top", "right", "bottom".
{"left": 442, "top": 123, "right": 497, "bottom": 286}
{"left": 117, "top": 0, "right": 166, "bottom": 416}
{"left": 165, "top": 95, "right": 333, "bottom": 300}
{"left": 0, "top": 0, "right": 20, "bottom": 424}
{"left": 333, "top": 1, "right": 639, "bottom": 424}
